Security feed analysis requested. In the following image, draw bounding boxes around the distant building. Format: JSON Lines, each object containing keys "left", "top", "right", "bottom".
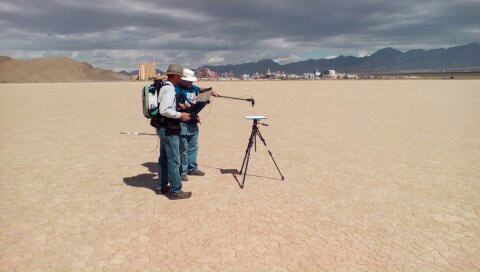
{"left": 138, "top": 62, "right": 156, "bottom": 80}
{"left": 275, "top": 71, "right": 287, "bottom": 79}
{"left": 196, "top": 68, "right": 219, "bottom": 79}
{"left": 265, "top": 68, "right": 272, "bottom": 79}
{"left": 304, "top": 73, "right": 315, "bottom": 79}
{"left": 221, "top": 70, "right": 235, "bottom": 78}
{"left": 242, "top": 73, "right": 250, "bottom": 80}
{"left": 322, "top": 70, "right": 336, "bottom": 78}
{"left": 344, "top": 74, "right": 358, "bottom": 79}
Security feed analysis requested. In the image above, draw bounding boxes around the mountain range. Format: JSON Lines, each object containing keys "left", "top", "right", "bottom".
{"left": 199, "top": 42, "right": 480, "bottom": 75}
{"left": 1, "top": 42, "right": 479, "bottom": 83}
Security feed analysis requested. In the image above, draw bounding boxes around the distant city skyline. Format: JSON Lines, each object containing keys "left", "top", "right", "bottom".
{"left": 0, "top": 0, "right": 479, "bottom": 71}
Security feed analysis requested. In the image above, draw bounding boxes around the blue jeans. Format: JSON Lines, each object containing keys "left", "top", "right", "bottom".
{"left": 156, "top": 127, "right": 182, "bottom": 193}
{"left": 179, "top": 122, "right": 199, "bottom": 176}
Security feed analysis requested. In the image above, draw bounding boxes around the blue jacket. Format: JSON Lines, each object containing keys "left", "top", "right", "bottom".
{"left": 175, "top": 85, "right": 201, "bottom": 107}
{"left": 175, "top": 85, "right": 201, "bottom": 134}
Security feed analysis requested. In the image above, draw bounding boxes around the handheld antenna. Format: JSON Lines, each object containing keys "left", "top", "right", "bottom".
{"left": 216, "top": 95, "right": 255, "bottom": 107}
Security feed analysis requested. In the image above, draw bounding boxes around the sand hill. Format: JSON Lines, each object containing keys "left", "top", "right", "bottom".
{"left": 0, "top": 56, "right": 128, "bottom": 83}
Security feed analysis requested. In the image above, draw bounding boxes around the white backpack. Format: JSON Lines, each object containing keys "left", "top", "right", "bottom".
{"left": 142, "top": 79, "right": 167, "bottom": 119}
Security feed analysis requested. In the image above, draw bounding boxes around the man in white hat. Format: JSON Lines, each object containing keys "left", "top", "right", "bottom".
{"left": 175, "top": 68, "right": 218, "bottom": 181}
{"left": 156, "top": 64, "right": 192, "bottom": 200}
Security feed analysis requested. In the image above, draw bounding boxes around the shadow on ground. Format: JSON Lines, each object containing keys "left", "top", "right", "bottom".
{"left": 123, "top": 162, "right": 158, "bottom": 192}
{"left": 124, "top": 162, "right": 283, "bottom": 190}
{"left": 201, "top": 165, "right": 283, "bottom": 189}
{"left": 219, "top": 168, "right": 243, "bottom": 188}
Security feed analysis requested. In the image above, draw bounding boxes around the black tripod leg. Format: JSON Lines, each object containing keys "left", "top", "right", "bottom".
{"left": 256, "top": 130, "right": 285, "bottom": 180}
{"left": 241, "top": 141, "right": 253, "bottom": 188}
{"left": 240, "top": 127, "right": 256, "bottom": 174}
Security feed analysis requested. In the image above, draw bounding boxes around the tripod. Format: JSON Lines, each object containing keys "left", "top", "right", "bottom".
{"left": 239, "top": 119, "right": 285, "bottom": 188}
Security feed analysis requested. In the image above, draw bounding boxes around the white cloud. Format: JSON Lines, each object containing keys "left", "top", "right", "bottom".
{"left": 0, "top": 0, "right": 478, "bottom": 71}
{"left": 274, "top": 55, "right": 302, "bottom": 64}
{"left": 207, "top": 56, "right": 225, "bottom": 64}
{"left": 357, "top": 51, "right": 368, "bottom": 57}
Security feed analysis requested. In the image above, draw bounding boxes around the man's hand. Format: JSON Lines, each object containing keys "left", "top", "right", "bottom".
{"left": 178, "top": 103, "right": 190, "bottom": 110}
{"left": 212, "top": 91, "right": 220, "bottom": 97}
{"left": 180, "top": 112, "right": 191, "bottom": 122}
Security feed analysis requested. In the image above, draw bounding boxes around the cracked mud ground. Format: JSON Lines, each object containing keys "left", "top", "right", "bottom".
{"left": 1, "top": 81, "right": 479, "bottom": 271}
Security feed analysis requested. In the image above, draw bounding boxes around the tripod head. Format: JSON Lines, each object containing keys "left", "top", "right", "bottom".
{"left": 244, "top": 115, "right": 268, "bottom": 126}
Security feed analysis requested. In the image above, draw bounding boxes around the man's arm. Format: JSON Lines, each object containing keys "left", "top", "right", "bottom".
{"left": 198, "top": 86, "right": 219, "bottom": 97}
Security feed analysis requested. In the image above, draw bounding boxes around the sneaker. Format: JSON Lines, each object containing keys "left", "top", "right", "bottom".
{"left": 188, "top": 169, "right": 205, "bottom": 176}
{"left": 168, "top": 191, "right": 192, "bottom": 200}
{"left": 155, "top": 186, "right": 170, "bottom": 195}
{"left": 181, "top": 175, "right": 189, "bottom": 181}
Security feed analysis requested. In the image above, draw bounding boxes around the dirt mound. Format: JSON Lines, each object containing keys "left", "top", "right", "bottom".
{"left": 0, "top": 56, "right": 128, "bottom": 83}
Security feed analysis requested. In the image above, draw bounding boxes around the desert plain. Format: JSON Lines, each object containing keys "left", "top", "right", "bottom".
{"left": 0, "top": 80, "right": 479, "bottom": 271}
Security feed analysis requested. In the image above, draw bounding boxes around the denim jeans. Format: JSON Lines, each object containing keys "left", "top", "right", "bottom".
{"left": 179, "top": 122, "right": 199, "bottom": 176}
{"left": 156, "top": 127, "right": 182, "bottom": 193}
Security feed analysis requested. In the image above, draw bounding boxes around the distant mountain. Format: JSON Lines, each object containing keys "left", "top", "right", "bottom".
{"left": 119, "top": 69, "right": 163, "bottom": 77}
{"left": 0, "top": 56, "right": 128, "bottom": 83}
{"left": 199, "top": 42, "right": 480, "bottom": 74}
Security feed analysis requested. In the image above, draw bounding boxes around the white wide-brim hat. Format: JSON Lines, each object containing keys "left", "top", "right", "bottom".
{"left": 181, "top": 68, "right": 197, "bottom": 82}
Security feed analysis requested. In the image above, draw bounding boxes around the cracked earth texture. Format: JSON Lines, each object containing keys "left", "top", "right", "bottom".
{"left": 0, "top": 81, "right": 479, "bottom": 271}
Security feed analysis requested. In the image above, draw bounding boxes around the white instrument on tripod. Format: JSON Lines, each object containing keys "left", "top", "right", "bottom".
{"left": 244, "top": 115, "right": 267, "bottom": 120}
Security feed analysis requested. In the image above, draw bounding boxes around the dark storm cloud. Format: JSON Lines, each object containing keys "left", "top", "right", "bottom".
{"left": 0, "top": 0, "right": 478, "bottom": 70}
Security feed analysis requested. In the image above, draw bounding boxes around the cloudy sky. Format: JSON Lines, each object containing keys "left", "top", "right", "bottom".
{"left": 0, "top": 0, "right": 479, "bottom": 71}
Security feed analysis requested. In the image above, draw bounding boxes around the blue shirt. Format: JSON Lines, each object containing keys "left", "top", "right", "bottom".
{"left": 175, "top": 85, "right": 201, "bottom": 135}
{"left": 175, "top": 85, "right": 201, "bottom": 107}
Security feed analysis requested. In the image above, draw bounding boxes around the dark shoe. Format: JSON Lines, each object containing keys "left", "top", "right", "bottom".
{"left": 181, "top": 175, "right": 189, "bottom": 181}
{"left": 167, "top": 191, "right": 192, "bottom": 200}
{"left": 155, "top": 186, "right": 170, "bottom": 195}
{"left": 188, "top": 169, "right": 205, "bottom": 176}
